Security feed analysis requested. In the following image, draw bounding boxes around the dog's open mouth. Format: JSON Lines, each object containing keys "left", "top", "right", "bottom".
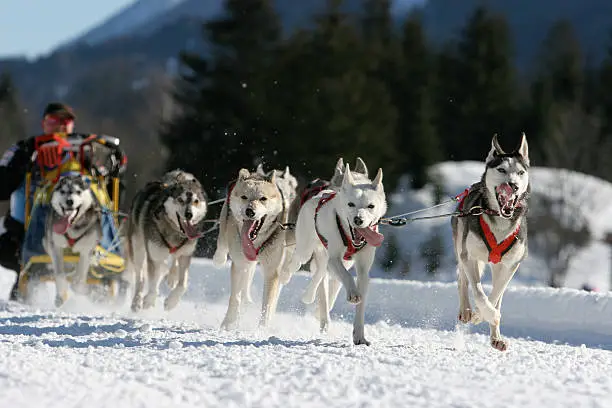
{"left": 53, "top": 206, "right": 80, "bottom": 235}
{"left": 350, "top": 223, "right": 385, "bottom": 248}
{"left": 177, "top": 213, "right": 200, "bottom": 240}
{"left": 496, "top": 183, "right": 519, "bottom": 217}
{"left": 240, "top": 216, "right": 267, "bottom": 261}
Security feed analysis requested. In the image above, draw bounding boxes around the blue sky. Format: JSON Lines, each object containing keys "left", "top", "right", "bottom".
{"left": 0, "top": 0, "right": 132, "bottom": 58}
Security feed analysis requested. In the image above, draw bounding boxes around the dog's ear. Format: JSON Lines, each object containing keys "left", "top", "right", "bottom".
{"left": 330, "top": 158, "right": 344, "bottom": 186}
{"left": 342, "top": 163, "right": 354, "bottom": 188}
{"left": 516, "top": 132, "right": 530, "bottom": 166}
{"left": 486, "top": 134, "right": 505, "bottom": 164}
{"left": 238, "top": 168, "right": 250, "bottom": 180}
{"left": 268, "top": 170, "right": 277, "bottom": 184}
{"left": 372, "top": 168, "right": 383, "bottom": 191}
{"left": 256, "top": 163, "right": 265, "bottom": 176}
{"left": 354, "top": 157, "right": 368, "bottom": 177}
{"left": 283, "top": 166, "right": 291, "bottom": 178}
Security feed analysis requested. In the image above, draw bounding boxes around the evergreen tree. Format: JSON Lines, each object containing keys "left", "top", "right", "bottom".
{"left": 269, "top": 0, "right": 398, "bottom": 184}
{"left": 160, "top": 0, "right": 282, "bottom": 198}
{"left": 0, "top": 72, "right": 26, "bottom": 148}
{"left": 435, "top": 6, "right": 519, "bottom": 160}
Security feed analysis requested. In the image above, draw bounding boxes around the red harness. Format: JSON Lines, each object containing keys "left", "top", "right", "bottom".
{"left": 456, "top": 188, "right": 521, "bottom": 264}
{"left": 312, "top": 190, "right": 377, "bottom": 261}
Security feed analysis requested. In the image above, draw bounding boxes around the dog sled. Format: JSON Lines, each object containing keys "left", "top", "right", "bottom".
{"left": 16, "top": 133, "right": 126, "bottom": 302}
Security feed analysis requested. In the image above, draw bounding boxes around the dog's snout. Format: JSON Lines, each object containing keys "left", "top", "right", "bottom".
{"left": 185, "top": 210, "right": 193, "bottom": 220}
{"left": 245, "top": 208, "right": 255, "bottom": 218}
{"left": 353, "top": 216, "right": 364, "bottom": 226}
{"left": 66, "top": 198, "right": 74, "bottom": 207}
{"left": 509, "top": 182, "right": 519, "bottom": 192}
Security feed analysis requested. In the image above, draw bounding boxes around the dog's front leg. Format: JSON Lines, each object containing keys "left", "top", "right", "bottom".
{"left": 212, "top": 201, "right": 230, "bottom": 267}
{"left": 328, "top": 255, "right": 360, "bottom": 304}
{"left": 352, "top": 247, "right": 375, "bottom": 346}
{"left": 259, "top": 264, "right": 282, "bottom": 328}
{"left": 72, "top": 248, "right": 93, "bottom": 296}
{"left": 164, "top": 255, "right": 191, "bottom": 311}
{"left": 50, "top": 244, "right": 69, "bottom": 307}
{"left": 457, "top": 263, "right": 472, "bottom": 323}
{"left": 142, "top": 254, "right": 164, "bottom": 309}
{"left": 464, "top": 259, "right": 499, "bottom": 326}
{"left": 486, "top": 262, "right": 520, "bottom": 351}
{"left": 221, "top": 261, "right": 253, "bottom": 330}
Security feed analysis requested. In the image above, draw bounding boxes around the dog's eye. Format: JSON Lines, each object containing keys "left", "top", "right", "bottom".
{"left": 497, "top": 168, "right": 506, "bottom": 174}
{"left": 518, "top": 170, "right": 525, "bottom": 176}
{"left": 260, "top": 196, "right": 267, "bottom": 202}
{"left": 241, "top": 195, "right": 248, "bottom": 200}
{"left": 368, "top": 204, "right": 375, "bottom": 209}
{"left": 348, "top": 202, "right": 355, "bottom": 207}
{"left": 177, "top": 197, "right": 184, "bottom": 203}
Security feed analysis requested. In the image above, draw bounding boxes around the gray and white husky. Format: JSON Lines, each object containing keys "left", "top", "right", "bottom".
{"left": 212, "top": 166, "right": 298, "bottom": 329}
{"left": 126, "top": 169, "right": 208, "bottom": 312}
{"left": 280, "top": 158, "right": 387, "bottom": 345}
{"left": 44, "top": 174, "right": 102, "bottom": 307}
{"left": 451, "top": 133, "right": 530, "bottom": 351}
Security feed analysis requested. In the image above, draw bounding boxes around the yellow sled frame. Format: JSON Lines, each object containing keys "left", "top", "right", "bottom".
{"left": 17, "top": 134, "right": 125, "bottom": 300}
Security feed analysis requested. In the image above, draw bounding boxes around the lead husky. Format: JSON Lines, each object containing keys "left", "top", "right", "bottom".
{"left": 281, "top": 158, "right": 387, "bottom": 345}
{"left": 452, "top": 133, "right": 530, "bottom": 351}
{"left": 127, "top": 169, "right": 208, "bottom": 312}
{"left": 212, "top": 166, "right": 297, "bottom": 329}
{"left": 44, "top": 174, "right": 103, "bottom": 306}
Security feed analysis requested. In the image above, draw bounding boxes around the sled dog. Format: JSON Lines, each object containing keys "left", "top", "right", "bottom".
{"left": 281, "top": 158, "right": 387, "bottom": 345}
{"left": 44, "top": 174, "right": 103, "bottom": 306}
{"left": 212, "top": 165, "right": 297, "bottom": 329}
{"left": 127, "top": 169, "right": 208, "bottom": 312}
{"left": 451, "top": 133, "right": 530, "bottom": 351}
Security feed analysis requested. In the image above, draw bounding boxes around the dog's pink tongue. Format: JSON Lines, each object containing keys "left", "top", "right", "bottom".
{"left": 356, "top": 226, "right": 384, "bottom": 247}
{"left": 241, "top": 220, "right": 258, "bottom": 261}
{"left": 53, "top": 216, "right": 70, "bottom": 235}
{"left": 181, "top": 219, "right": 200, "bottom": 239}
{"left": 496, "top": 183, "right": 514, "bottom": 207}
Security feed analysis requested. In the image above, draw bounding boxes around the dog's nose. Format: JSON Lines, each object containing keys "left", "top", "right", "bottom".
{"left": 509, "top": 182, "right": 519, "bottom": 192}
{"left": 185, "top": 210, "right": 193, "bottom": 220}
{"left": 353, "top": 216, "right": 364, "bottom": 226}
{"left": 245, "top": 208, "right": 255, "bottom": 218}
{"left": 66, "top": 198, "right": 74, "bottom": 207}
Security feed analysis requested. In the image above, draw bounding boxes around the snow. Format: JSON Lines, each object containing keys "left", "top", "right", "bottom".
{"left": 380, "top": 161, "right": 612, "bottom": 291}
{"left": 1, "top": 258, "right": 612, "bottom": 407}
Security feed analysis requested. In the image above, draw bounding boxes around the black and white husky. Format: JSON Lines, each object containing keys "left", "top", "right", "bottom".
{"left": 451, "top": 133, "right": 530, "bottom": 351}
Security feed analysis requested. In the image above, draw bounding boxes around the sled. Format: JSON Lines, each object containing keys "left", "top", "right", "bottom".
{"left": 16, "top": 133, "right": 126, "bottom": 302}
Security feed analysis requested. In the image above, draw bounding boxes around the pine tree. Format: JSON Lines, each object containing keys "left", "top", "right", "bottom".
{"left": 268, "top": 0, "right": 398, "bottom": 183}
{"left": 0, "top": 72, "right": 26, "bottom": 148}
{"left": 160, "top": 0, "right": 282, "bottom": 198}
{"left": 435, "top": 6, "right": 519, "bottom": 160}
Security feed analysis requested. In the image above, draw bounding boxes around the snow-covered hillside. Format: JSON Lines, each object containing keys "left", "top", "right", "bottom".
{"left": 0, "top": 259, "right": 611, "bottom": 407}
{"left": 378, "top": 161, "right": 612, "bottom": 291}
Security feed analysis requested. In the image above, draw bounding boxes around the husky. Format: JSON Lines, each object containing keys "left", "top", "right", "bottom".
{"left": 126, "top": 169, "right": 208, "bottom": 312}
{"left": 451, "top": 133, "right": 530, "bottom": 351}
{"left": 212, "top": 166, "right": 297, "bottom": 329}
{"left": 44, "top": 174, "right": 103, "bottom": 306}
{"left": 280, "top": 158, "right": 387, "bottom": 345}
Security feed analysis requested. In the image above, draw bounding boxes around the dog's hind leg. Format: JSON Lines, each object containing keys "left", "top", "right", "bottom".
{"left": 221, "top": 261, "right": 253, "bottom": 330}
{"left": 457, "top": 264, "right": 472, "bottom": 323}
{"left": 50, "top": 246, "right": 69, "bottom": 307}
{"left": 302, "top": 248, "right": 327, "bottom": 305}
{"left": 143, "top": 254, "right": 164, "bottom": 309}
{"left": 259, "top": 266, "right": 281, "bottom": 328}
{"left": 352, "top": 247, "right": 375, "bottom": 346}
{"left": 486, "top": 262, "right": 520, "bottom": 351}
{"left": 464, "top": 259, "right": 499, "bottom": 326}
{"left": 164, "top": 255, "right": 191, "bottom": 311}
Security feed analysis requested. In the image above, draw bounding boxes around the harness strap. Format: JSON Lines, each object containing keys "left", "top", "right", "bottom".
{"left": 479, "top": 216, "right": 520, "bottom": 264}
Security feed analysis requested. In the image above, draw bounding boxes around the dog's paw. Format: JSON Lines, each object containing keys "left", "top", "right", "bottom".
{"left": 353, "top": 330, "right": 371, "bottom": 346}
{"left": 220, "top": 317, "right": 238, "bottom": 331}
{"left": 143, "top": 293, "right": 157, "bottom": 309}
{"left": 346, "top": 289, "right": 362, "bottom": 304}
{"left": 491, "top": 337, "right": 508, "bottom": 351}
{"left": 458, "top": 307, "right": 473, "bottom": 323}
{"left": 131, "top": 295, "right": 143, "bottom": 312}
{"left": 301, "top": 285, "right": 317, "bottom": 305}
{"left": 469, "top": 310, "right": 483, "bottom": 325}
{"left": 165, "top": 270, "right": 179, "bottom": 290}
{"left": 164, "top": 290, "right": 182, "bottom": 311}
{"left": 54, "top": 292, "right": 68, "bottom": 308}
{"left": 212, "top": 250, "right": 228, "bottom": 268}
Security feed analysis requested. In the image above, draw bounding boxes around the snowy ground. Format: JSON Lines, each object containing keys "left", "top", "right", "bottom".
{"left": 1, "top": 259, "right": 611, "bottom": 407}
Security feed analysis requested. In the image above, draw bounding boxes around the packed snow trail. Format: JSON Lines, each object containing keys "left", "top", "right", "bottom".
{"left": 0, "top": 259, "right": 611, "bottom": 407}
